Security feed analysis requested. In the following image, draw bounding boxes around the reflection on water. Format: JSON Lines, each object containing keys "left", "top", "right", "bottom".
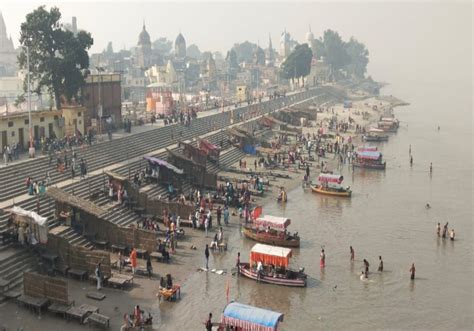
{"left": 164, "top": 84, "right": 471, "bottom": 330}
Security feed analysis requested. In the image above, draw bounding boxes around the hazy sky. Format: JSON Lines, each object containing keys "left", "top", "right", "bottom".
{"left": 1, "top": 1, "right": 472, "bottom": 89}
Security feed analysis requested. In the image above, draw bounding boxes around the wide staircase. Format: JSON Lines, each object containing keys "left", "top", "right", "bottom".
{"left": 0, "top": 247, "right": 39, "bottom": 302}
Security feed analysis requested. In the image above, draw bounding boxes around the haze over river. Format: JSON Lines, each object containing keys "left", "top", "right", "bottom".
{"left": 160, "top": 4, "right": 473, "bottom": 330}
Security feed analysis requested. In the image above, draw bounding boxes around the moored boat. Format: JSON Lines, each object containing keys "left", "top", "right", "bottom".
{"left": 363, "top": 128, "right": 389, "bottom": 142}
{"left": 218, "top": 302, "right": 284, "bottom": 331}
{"left": 353, "top": 150, "right": 386, "bottom": 170}
{"left": 377, "top": 117, "right": 399, "bottom": 132}
{"left": 310, "top": 174, "right": 352, "bottom": 197}
{"left": 238, "top": 244, "right": 307, "bottom": 287}
{"left": 242, "top": 215, "right": 300, "bottom": 247}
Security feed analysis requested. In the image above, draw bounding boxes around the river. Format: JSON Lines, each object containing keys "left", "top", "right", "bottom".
{"left": 156, "top": 71, "right": 472, "bottom": 330}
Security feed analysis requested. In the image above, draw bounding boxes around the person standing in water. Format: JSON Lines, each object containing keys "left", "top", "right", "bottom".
{"left": 378, "top": 256, "right": 384, "bottom": 272}
{"left": 363, "top": 259, "right": 369, "bottom": 278}
{"left": 436, "top": 223, "right": 441, "bottom": 237}
{"left": 410, "top": 263, "right": 416, "bottom": 280}
{"left": 350, "top": 246, "right": 355, "bottom": 262}
{"left": 449, "top": 229, "right": 455, "bottom": 241}
{"left": 430, "top": 162, "right": 433, "bottom": 174}
{"left": 410, "top": 155, "right": 413, "bottom": 166}
{"left": 442, "top": 222, "right": 448, "bottom": 238}
{"left": 320, "top": 249, "right": 326, "bottom": 268}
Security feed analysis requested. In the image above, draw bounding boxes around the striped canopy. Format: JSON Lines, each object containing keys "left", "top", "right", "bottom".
{"left": 357, "top": 146, "right": 378, "bottom": 152}
{"left": 221, "top": 302, "right": 284, "bottom": 331}
{"left": 318, "top": 174, "right": 343, "bottom": 184}
{"left": 250, "top": 244, "right": 292, "bottom": 268}
{"left": 254, "top": 215, "right": 291, "bottom": 229}
{"left": 356, "top": 151, "right": 382, "bottom": 160}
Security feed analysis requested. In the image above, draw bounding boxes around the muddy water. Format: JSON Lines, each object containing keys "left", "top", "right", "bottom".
{"left": 158, "top": 76, "right": 472, "bottom": 331}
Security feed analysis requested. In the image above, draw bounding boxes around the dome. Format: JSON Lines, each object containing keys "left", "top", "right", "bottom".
{"left": 138, "top": 24, "right": 151, "bottom": 46}
{"left": 175, "top": 33, "right": 185, "bottom": 46}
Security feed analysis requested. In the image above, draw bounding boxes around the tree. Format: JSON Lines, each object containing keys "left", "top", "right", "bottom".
{"left": 186, "top": 44, "right": 201, "bottom": 59}
{"left": 18, "top": 6, "right": 93, "bottom": 110}
{"left": 344, "top": 37, "right": 369, "bottom": 78}
{"left": 152, "top": 37, "right": 172, "bottom": 55}
{"left": 226, "top": 49, "right": 239, "bottom": 70}
{"left": 321, "top": 29, "right": 350, "bottom": 73}
{"left": 280, "top": 43, "right": 313, "bottom": 86}
{"left": 255, "top": 47, "right": 266, "bottom": 66}
{"left": 232, "top": 41, "right": 258, "bottom": 64}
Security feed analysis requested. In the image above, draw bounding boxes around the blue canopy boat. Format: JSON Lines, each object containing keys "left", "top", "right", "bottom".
{"left": 219, "top": 302, "right": 284, "bottom": 331}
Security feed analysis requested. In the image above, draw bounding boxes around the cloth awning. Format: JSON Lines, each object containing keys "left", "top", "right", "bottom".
{"left": 318, "top": 174, "right": 343, "bottom": 184}
{"left": 356, "top": 151, "right": 382, "bottom": 160}
{"left": 104, "top": 170, "right": 128, "bottom": 182}
{"left": 254, "top": 215, "right": 291, "bottom": 230}
{"left": 9, "top": 206, "right": 47, "bottom": 226}
{"left": 221, "top": 302, "right": 284, "bottom": 331}
{"left": 250, "top": 243, "right": 292, "bottom": 268}
{"left": 199, "top": 139, "right": 220, "bottom": 152}
{"left": 368, "top": 128, "right": 384, "bottom": 133}
{"left": 357, "top": 146, "right": 378, "bottom": 152}
{"left": 143, "top": 155, "right": 184, "bottom": 174}
{"left": 8, "top": 206, "right": 48, "bottom": 244}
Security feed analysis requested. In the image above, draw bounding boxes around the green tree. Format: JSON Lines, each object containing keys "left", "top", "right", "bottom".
{"left": 280, "top": 43, "right": 313, "bottom": 86}
{"left": 321, "top": 29, "right": 350, "bottom": 73}
{"left": 232, "top": 41, "right": 258, "bottom": 64}
{"left": 18, "top": 6, "right": 93, "bottom": 109}
{"left": 255, "top": 47, "right": 266, "bottom": 66}
{"left": 152, "top": 37, "right": 172, "bottom": 55}
{"left": 344, "top": 37, "right": 369, "bottom": 78}
{"left": 186, "top": 44, "right": 201, "bottom": 59}
{"left": 226, "top": 49, "right": 239, "bottom": 70}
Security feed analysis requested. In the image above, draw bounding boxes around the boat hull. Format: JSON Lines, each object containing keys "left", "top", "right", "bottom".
{"left": 363, "top": 135, "right": 389, "bottom": 142}
{"left": 238, "top": 263, "right": 307, "bottom": 287}
{"left": 310, "top": 185, "right": 352, "bottom": 197}
{"left": 353, "top": 161, "right": 386, "bottom": 170}
{"left": 242, "top": 227, "right": 300, "bottom": 248}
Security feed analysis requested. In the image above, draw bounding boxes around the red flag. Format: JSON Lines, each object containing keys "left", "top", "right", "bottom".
{"left": 252, "top": 206, "right": 263, "bottom": 220}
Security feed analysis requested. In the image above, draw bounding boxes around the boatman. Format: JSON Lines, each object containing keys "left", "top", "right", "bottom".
{"left": 350, "top": 246, "right": 355, "bottom": 262}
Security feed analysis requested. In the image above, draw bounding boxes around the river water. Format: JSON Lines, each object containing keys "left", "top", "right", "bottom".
{"left": 157, "top": 75, "right": 472, "bottom": 330}
{"left": 156, "top": 8, "right": 472, "bottom": 327}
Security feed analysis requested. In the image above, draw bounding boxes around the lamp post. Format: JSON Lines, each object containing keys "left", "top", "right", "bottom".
{"left": 26, "top": 46, "right": 35, "bottom": 158}
{"left": 96, "top": 66, "right": 104, "bottom": 141}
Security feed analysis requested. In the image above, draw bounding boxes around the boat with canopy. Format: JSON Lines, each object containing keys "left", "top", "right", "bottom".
{"left": 238, "top": 243, "right": 307, "bottom": 287}
{"left": 242, "top": 215, "right": 300, "bottom": 247}
{"left": 377, "top": 117, "right": 399, "bottom": 132}
{"left": 353, "top": 150, "right": 386, "bottom": 170}
{"left": 218, "top": 302, "right": 284, "bottom": 331}
{"left": 310, "top": 174, "right": 352, "bottom": 197}
{"left": 363, "top": 128, "right": 389, "bottom": 142}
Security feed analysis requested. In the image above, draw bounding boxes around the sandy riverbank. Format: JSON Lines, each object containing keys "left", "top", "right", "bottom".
{"left": 0, "top": 93, "right": 406, "bottom": 331}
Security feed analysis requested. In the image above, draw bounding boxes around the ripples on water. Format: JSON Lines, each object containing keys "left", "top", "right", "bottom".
{"left": 161, "top": 81, "right": 471, "bottom": 330}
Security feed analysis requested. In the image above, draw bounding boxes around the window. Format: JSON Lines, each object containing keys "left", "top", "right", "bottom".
{"left": 54, "top": 115, "right": 58, "bottom": 120}
{"left": 40, "top": 117, "right": 45, "bottom": 122}
{"left": 8, "top": 121, "right": 13, "bottom": 127}
{"left": 11, "top": 131, "right": 15, "bottom": 137}
{"left": 24, "top": 119, "right": 29, "bottom": 125}
{"left": 79, "top": 120, "right": 82, "bottom": 125}
{"left": 78, "top": 112, "right": 82, "bottom": 117}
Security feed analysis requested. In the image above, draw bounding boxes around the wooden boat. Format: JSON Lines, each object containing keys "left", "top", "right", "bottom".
{"left": 363, "top": 129, "right": 389, "bottom": 142}
{"left": 353, "top": 150, "right": 386, "bottom": 170}
{"left": 242, "top": 215, "right": 300, "bottom": 247}
{"left": 242, "top": 226, "right": 300, "bottom": 247}
{"left": 377, "top": 118, "right": 399, "bottom": 132}
{"left": 238, "top": 244, "right": 307, "bottom": 287}
{"left": 218, "top": 302, "right": 284, "bottom": 331}
{"left": 311, "top": 184, "right": 351, "bottom": 197}
{"left": 311, "top": 174, "right": 352, "bottom": 197}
